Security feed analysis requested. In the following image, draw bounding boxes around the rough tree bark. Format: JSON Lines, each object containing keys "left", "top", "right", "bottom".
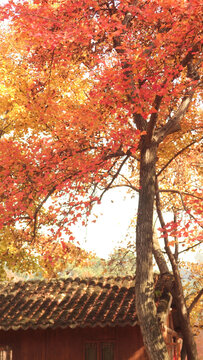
{"left": 135, "top": 140, "right": 170, "bottom": 360}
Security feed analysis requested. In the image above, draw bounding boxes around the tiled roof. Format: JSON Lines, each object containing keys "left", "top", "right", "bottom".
{"left": 0, "top": 276, "right": 139, "bottom": 331}
{"left": 0, "top": 276, "right": 171, "bottom": 331}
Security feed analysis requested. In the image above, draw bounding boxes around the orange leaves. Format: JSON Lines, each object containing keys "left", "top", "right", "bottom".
{"left": 0, "top": 0, "right": 202, "bottom": 278}
{"left": 158, "top": 208, "right": 203, "bottom": 246}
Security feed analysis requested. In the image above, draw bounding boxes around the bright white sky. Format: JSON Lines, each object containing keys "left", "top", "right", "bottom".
{"left": 72, "top": 186, "right": 202, "bottom": 264}
{"left": 70, "top": 187, "right": 202, "bottom": 263}
{"left": 72, "top": 188, "right": 137, "bottom": 258}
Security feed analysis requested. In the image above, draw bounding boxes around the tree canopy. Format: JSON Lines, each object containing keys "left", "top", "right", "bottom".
{"left": 0, "top": 0, "right": 202, "bottom": 359}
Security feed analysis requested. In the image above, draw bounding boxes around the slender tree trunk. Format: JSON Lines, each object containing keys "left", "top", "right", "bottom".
{"left": 155, "top": 184, "right": 198, "bottom": 360}
{"left": 181, "top": 342, "right": 187, "bottom": 360}
{"left": 153, "top": 232, "right": 170, "bottom": 274}
{"left": 136, "top": 141, "right": 169, "bottom": 360}
{"left": 171, "top": 277, "right": 198, "bottom": 360}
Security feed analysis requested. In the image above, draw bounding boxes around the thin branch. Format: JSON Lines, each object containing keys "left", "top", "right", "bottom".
{"left": 109, "top": 171, "right": 139, "bottom": 192}
{"left": 107, "top": 183, "right": 139, "bottom": 192}
{"left": 157, "top": 136, "right": 203, "bottom": 177}
{"left": 188, "top": 288, "right": 203, "bottom": 314}
{"left": 31, "top": 143, "right": 132, "bottom": 239}
{"left": 0, "top": 122, "right": 11, "bottom": 139}
{"left": 159, "top": 189, "right": 203, "bottom": 228}
{"left": 155, "top": 179, "right": 176, "bottom": 266}
{"left": 156, "top": 182, "right": 202, "bottom": 299}
{"left": 104, "top": 147, "right": 129, "bottom": 160}
{"left": 178, "top": 241, "right": 202, "bottom": 255}
{"left": 154, "top": 42, "right": 201, "bottom": 144}
{"left": 32, "top": 185, "right": 57, "bottom": 240}
{"left": 173, "top": 212, "right": 179, "bottom": 262}
{"left": 99, "top": 154, "right": 130, "bottom": 200}
{"left": 158, "top": 189, "right": 203, "bottom": 201}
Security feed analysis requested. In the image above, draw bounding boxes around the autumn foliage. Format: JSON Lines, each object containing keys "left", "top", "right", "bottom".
{"left": 0, "top": 0, "right": 202, "bottom": 358}
{"left": 0, "top": 0, "right": 202, "bottom": 244}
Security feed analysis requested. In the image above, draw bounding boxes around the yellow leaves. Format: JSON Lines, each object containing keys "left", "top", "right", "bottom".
{"left": 0, "top": 38, "right": 31, "bottom": 136}
{"left": 0, "top": 83, "right": 8, "bottom": 95}
{"left": 0, "top": 23, "right": 93, "bottom": 140}
{"left": 0, "top": 227, "right": 41, "bottom": 280}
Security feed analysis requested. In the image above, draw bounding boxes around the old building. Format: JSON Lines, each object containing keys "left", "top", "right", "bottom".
{"left": 0, "top": 276, "right": 181, "bottom": 359}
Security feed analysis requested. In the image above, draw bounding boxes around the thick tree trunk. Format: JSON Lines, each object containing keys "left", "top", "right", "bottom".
{"left": 136, "top": 141, "right": 169, "bottom": 360}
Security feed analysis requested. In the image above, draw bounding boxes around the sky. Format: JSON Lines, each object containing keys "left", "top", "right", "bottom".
{"left": 70, "top": 186, "right": 202, "bottom": 263}
{"left": 72, "top": 187, "right": 137, "bottom": 258}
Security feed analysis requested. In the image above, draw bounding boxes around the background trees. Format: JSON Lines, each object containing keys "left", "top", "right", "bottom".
{"left": 1, "top": 0, "right": 202, "bottom": 359}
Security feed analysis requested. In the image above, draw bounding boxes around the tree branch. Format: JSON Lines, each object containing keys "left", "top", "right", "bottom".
{"left": 178, "top": 241, "right": 202, "bottom": 254}
{"left": 188, "top": 288, "right": 203, "bottom": 314}
{"left": 158, "top": 189, "right": 203, "bottom": 229}
{"left": 155, "top": 91, "right": 194, "bottom": 143}
{"left": 32, "top": 185, "right": 57, "bottom": 240}
{"left": 181, "top": 43, "right": 201, "bottom": 68}
{"left": 107, "top": 172, "right": 140, "bottom": 192}
{"left": 173, "top": 212, "right": 179, "bottom": 262}
{"left": 153, "top": 231, "right": 170, "bottom": 274}
{"left": 146, "top": 94, "right": 163, "bottom": 145}
{"left": 158, "top": 189, "right": 203, "bottom": 201}
{"left": 155, "top": 179, "right": 177, "bottom": 268}
{"left": 157, "top": 136, "right": 203, "bottom": 177}
{"left": 99, "top": 154, "right": 130, "bottom": 200}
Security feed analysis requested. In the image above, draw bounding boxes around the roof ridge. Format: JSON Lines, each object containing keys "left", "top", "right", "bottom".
{"left": 0, "top": 275, "right": 136, "bottom": 286}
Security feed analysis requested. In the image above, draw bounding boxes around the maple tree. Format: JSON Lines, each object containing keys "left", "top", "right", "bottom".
{"left": 0, "top": 0, "right": 202, "bottom": 359}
